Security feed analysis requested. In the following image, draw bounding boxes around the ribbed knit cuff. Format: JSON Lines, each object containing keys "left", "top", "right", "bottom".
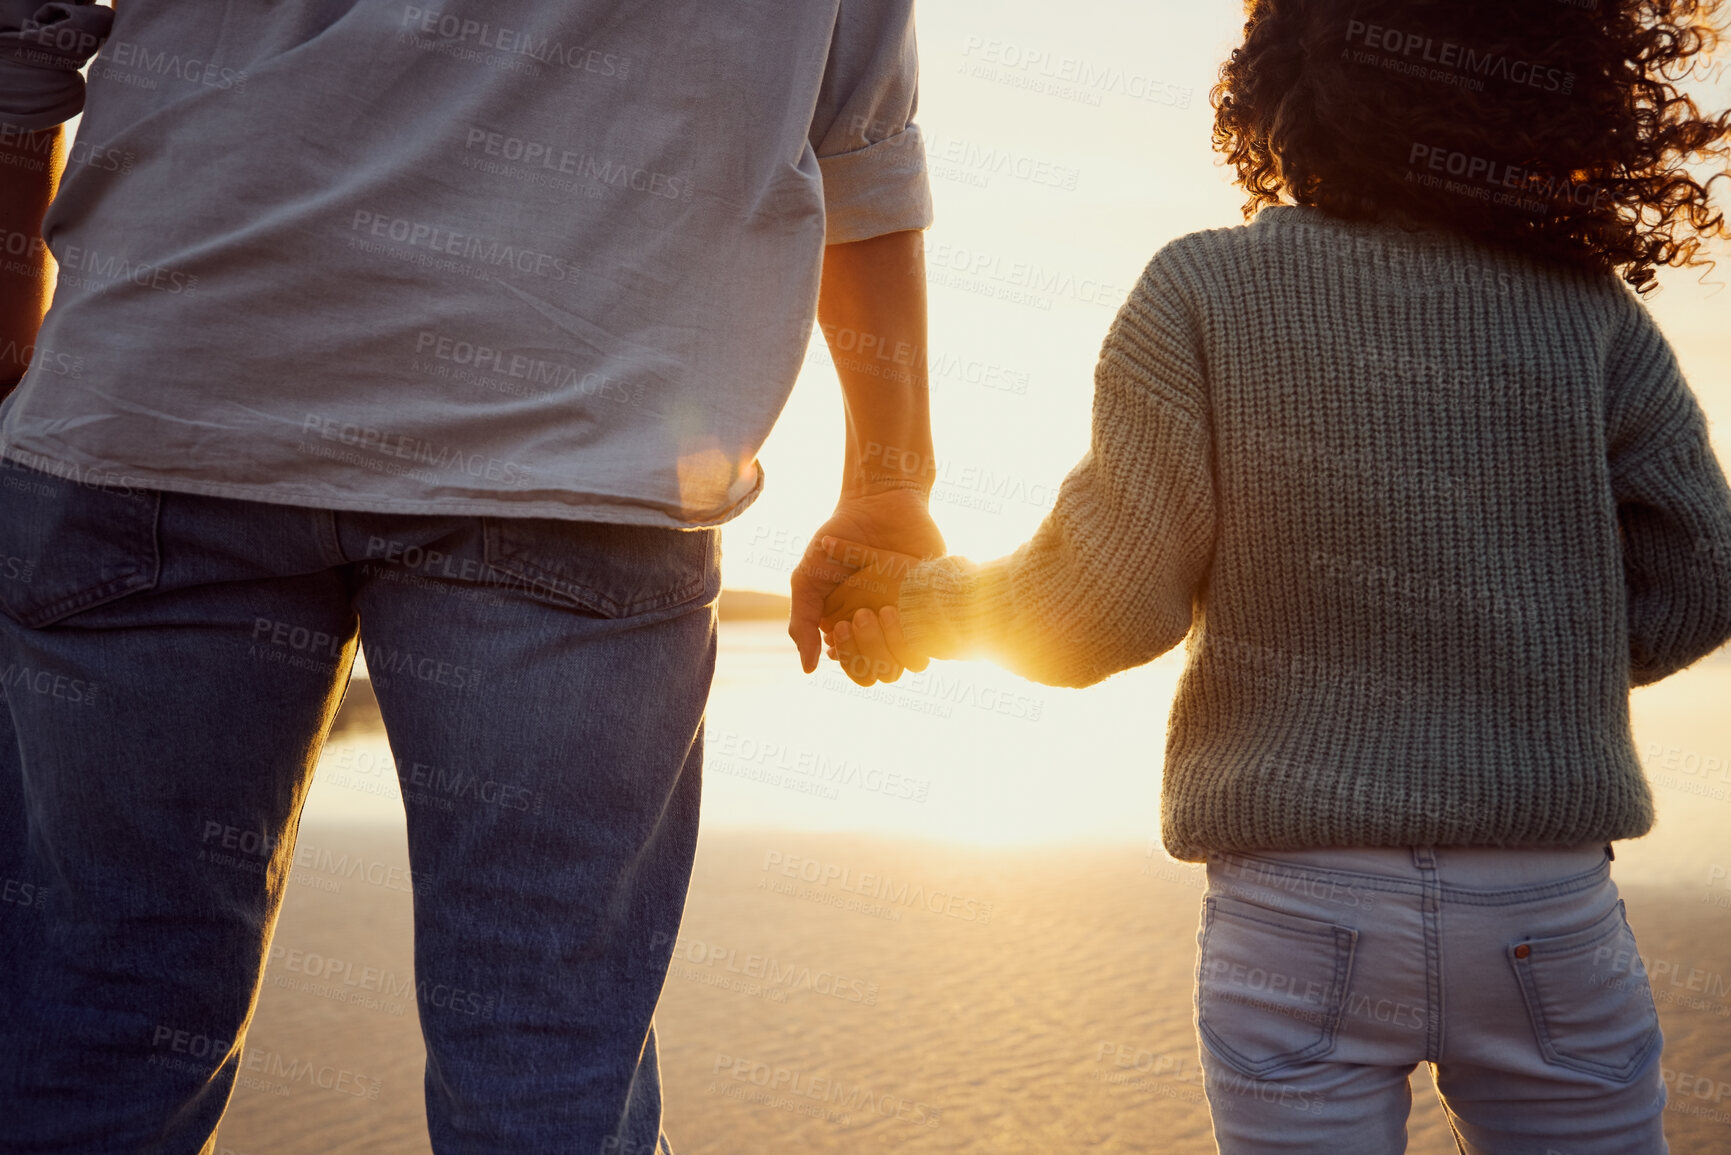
{"left": 897, "top": 554, "right": 1013, "bottom": 661}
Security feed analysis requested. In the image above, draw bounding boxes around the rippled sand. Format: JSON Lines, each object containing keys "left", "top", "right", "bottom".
{"left": 204, "top": 621, "right": 1731, "bottom": 1153}
{"left": 213, "top": 824, "right": 1731, "bottom": 1154}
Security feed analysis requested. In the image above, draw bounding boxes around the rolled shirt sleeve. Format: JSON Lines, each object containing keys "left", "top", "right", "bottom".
{"left": 0, "top": 0, "right": 112, "bottom": 131}
{"left": 809, "top": 0, "right": 933, "bottom": 244}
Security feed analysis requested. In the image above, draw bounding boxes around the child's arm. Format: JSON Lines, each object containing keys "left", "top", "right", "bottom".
{"left": 828, "top": 245, "right": 1217, "bottom": 688}
{"left": 1606, "top": 291, "right": 1731, "bottom": 684}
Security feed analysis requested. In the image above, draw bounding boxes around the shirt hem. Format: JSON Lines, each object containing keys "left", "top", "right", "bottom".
{"left": 0, "top": 444, "right": 765, "bottom": 529}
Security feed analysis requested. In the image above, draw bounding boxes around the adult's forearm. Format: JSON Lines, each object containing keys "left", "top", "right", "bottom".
{"left": 816, "top": 228, "right": 934, "bottom": 498}
{"left": 0, "top": 121, "right": 61, "bottom": 391}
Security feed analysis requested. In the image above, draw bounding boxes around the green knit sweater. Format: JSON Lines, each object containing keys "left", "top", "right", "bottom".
{"left": 898, "top": 204, "right": 1731, "bottom": 863}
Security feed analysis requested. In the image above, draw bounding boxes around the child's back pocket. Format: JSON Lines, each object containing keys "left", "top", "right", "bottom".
{"left": 1196, "top": 894, "right": 1359, "bottom": 1079}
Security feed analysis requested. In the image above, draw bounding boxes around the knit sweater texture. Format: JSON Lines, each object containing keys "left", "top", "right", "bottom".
{"left": 897, "top": 204, "right": 1731, "bottom": 863}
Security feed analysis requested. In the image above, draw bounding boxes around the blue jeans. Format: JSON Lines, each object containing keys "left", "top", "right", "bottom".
{"left": 1195, "top": 843, "right": 1668, "bottom": 1154}
{"left": 0, "top": 456, "right": 719, "bottom": 1154}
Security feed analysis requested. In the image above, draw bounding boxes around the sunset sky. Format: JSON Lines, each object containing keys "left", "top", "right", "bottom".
{"left": 725, "top": 0, "right": 1731, "bottom": 598}
{"left": 279, "top": 2, "right": 1731, "bottom": 852}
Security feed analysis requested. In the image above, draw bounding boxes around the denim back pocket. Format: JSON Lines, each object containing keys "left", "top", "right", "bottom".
{"left": 0, "top": 461, "right": 161, "bottom": 629}
{"left": 1509, "top": 899, "right": 1660, "bottom": 1082}
{"left": 1196, "top": 894, "right": 1360, "bottom": 1079}
{"left": 482, "top": 517, "right": 719, "bottom": 619}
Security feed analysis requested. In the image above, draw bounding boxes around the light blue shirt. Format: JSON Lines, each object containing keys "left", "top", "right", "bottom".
{"left": 0, "top": 0, "right": 933, "bottom": 525}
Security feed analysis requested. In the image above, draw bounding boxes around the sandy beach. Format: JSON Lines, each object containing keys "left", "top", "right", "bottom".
{"left": 212, "top": 826, "right": 1731, "bottom": 1154}
{"left": 209, "top": 623, "right": 1731, "bottom": 1153}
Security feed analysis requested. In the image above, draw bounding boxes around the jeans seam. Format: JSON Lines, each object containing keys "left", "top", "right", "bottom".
{"left": 314, "top": 508, "right": 348, "bottom": 567}
{"left": 1213, "top": 853, "right": 1423, "bottom": 897}
{"left": 1435, "top": 861, "right": 1610, "bottom": 905}
{"left": 1415, "top": 847, "right": 1444, "bottom": 1062}
{"left": 1214, "top": 851, "right": 1610, "bottom": 906}
{"left": 481, "top": 519, "right": 716, "bottom": 618}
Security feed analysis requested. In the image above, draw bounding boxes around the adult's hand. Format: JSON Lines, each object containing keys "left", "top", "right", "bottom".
{"left": 789, "top": 488, "right": 943, "bottom": 672}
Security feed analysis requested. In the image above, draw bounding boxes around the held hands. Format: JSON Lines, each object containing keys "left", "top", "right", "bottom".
{"left": 788, "top": 489, "right": 943, "bottom": 673}
{"left": 818, "top": 539, "right": 932, "bottom": 686}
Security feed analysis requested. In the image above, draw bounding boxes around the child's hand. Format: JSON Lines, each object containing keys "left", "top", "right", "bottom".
{"left": 816, "top": 536, "right": 938, "bottom": 684}
{"left": 815, "top": 537, "right": 916, "bottom": 624}
{"left": 825, "top": 605, "right": 930, "bottom": 686}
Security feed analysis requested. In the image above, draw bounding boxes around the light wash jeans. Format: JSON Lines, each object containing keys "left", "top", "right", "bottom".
{"left": 1195, "top": 843, "right": 1668, "bottom": 1154}
{"left": 0, "top": 455, "right": 719, "bottom": 1154}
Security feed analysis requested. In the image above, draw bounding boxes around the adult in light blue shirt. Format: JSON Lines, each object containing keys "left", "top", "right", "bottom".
{"left": 0, "top": 1, "right": 943, "bottom": 1150}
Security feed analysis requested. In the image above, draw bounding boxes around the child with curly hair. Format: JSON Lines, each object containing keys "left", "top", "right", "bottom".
{"left": 824, "top": 1, "right": 1731, "bottom": 1149}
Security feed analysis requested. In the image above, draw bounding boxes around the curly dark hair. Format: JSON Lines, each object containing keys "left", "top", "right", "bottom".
{"left": 1211, "top": 0, "right": 1731, "bottom": 292}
